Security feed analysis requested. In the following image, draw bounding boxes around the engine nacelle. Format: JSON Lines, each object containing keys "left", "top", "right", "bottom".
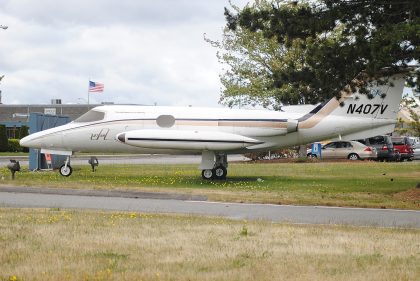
{"left": 287, "top": 119, "right": 299, "bottom": 133}
{"left": 230, "top": 118, "right": 299, "bottom": 137}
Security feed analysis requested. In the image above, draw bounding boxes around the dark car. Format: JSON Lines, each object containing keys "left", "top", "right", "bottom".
{"left": 392, "top": 137, "right": 414, "bottom": 161}
{"left": 355, "top": 135, "right": 396, "bottom": 161}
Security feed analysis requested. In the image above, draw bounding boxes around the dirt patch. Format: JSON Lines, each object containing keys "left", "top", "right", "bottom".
{"left": 394, "top": 188, "right": 420, "bottom": 204}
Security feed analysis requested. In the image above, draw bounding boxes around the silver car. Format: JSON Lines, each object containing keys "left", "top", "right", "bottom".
{"left": 307, "top": 141, "right": 377, "bottom": 160}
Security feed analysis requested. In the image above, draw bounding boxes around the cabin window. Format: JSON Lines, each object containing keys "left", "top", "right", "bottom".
{"left": 156, "top": 115, "right": 175, "bottom": 128}
{"left": 74, "top": 110, "right": 105, "bottom": 123}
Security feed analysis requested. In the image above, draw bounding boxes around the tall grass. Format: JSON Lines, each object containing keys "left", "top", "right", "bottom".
{"left": 0, "top": 208, "right": 418, "bottom": 281}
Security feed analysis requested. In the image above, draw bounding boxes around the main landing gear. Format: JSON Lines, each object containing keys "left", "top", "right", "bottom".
{"left": 200, "top": 152, "right": 228, "bottom": 180}
{"left": 59, "top": 156, "right": 72, "bottom": 177}
{"left": 56, "top": 152, "right": 228, "bottom": 180}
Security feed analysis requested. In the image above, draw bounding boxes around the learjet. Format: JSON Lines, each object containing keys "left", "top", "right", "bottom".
{"left": 20, "top": 73, "right": 407, "bottom": 179}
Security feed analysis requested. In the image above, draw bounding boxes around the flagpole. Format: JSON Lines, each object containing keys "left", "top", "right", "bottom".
{"left": 87, "top": 80, "right": 90, "bottom": 107}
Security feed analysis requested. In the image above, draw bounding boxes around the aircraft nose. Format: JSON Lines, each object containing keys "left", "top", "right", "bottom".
{"left": 117, "top": 133, "right": 126, "bottom": 143}
{"left": 19, "top": 135, "right": 32, "bottom": 148}
{"left": 19, "top": 134, "right": 42, "bottom": 148}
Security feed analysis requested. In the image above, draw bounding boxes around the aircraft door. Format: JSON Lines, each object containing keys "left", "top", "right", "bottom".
{"left": 123, "top": 113, "right": 145, "bottom": 131}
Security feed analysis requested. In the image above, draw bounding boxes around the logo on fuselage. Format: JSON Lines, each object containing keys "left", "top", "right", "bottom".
{"left": 370, "top": 87, "right": 382, "bottom": 98}
{"left": 90, "top": 128, "right": 110, "bottom": 140}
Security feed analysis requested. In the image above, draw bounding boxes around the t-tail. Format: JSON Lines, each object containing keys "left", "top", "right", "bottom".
{"left": 297, "top": 73, "right": 407, "bottom": 140}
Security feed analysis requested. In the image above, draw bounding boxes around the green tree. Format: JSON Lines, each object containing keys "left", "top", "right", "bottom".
{"left": 396, "top": 96, "right": 420, "bottom": 136}
{"left": 18, "top": 125, "right": 30, "bottom": 152}
{"left": 0, "top": 124, "right": 8, "bottom": 152}
{"left": 19, "top": 125, "right": 29, "bottom": 139}
{"left": 207, "top": 1, "right": 310, "bottom": 109}
{"left": 219, "top": 0, "right": 419, "bottom": 107}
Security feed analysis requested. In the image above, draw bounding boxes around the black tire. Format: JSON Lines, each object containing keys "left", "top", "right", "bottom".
{"left": 201, "top": 169, "right": 214, "bottom": 180}
{"left": 307, "top": 153, "right": 317, "bottom": 159}
{"left": 214, "top": 166, "right": 227, "bottom": 180}
{"left": 348, "top": 153, "right": 360, "bottom": 161}
{"left": 394, "top": 151, "right": 401, "bottom": 162}
{"left": 59, "top": 164, "right": 72, "bottom": 177}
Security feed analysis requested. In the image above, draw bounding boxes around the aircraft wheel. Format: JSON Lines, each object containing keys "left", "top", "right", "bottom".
{"left": 201, "top": 169, "right": 214, "bottom": 180}
{"left": 214, "top": 166, "right": 227, "bottom": 180}
{"left": 59, "top": 164, "right": 73, "bottom": 177}
{"left": 348, "top": 153, "right": 360, "bottom": 161}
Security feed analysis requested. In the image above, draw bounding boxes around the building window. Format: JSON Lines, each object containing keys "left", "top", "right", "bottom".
{"left": 6, "top": 126, "right": 18, "bottom": 139}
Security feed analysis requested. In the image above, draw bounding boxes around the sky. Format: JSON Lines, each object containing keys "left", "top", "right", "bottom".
{"left": 0, "top": 0, "right": 250, "bottom": 106}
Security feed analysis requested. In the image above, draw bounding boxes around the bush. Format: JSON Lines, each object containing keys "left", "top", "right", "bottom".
{"left": 19, "top": 125, "right": 29, "bottom": 139}
{"left": 0, "top": 125, "right": 8, "bottom": 152}
{"left": 243, "top": 148, "right": 299, "bottom": 161}
{"left": 7, "top": 139, "right": 24, "bottom": 152}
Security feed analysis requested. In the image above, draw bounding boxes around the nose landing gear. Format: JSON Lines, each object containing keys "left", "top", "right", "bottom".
{"left": 59, "top": 156, "right": 72, "bottom": 177}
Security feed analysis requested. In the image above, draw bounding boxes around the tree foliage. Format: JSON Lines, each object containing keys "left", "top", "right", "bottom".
{"left": 0, "top": 125, "right": 8, "bottom": 152}
{"left": 207, "top": 1, "right": 309, "bottom": 109}
{"left": 19, "top": 125, "right": 29, "bottom": 139}
{"left": 7, "top": 139, "right": 24, "bottom": 152}
{"left": 397, "top": 96, "right": 420, "bottom": 136}
{"left": 216, "top": 0, "right": 420, "bottom": 108}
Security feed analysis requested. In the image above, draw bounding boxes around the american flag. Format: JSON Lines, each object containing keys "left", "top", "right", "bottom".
{"left": 89, "top": 81, "right": 104, "bottom": 93}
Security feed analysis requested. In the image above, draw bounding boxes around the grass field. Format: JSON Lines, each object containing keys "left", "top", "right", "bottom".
{"left": 0, "top": 208, "right": 419, "bottom": 281}
{"left": 1, "top": 161, "right": 419, "bottom": 209}
{"left": 0, "top": 152, "right": 28, "bottom": 157}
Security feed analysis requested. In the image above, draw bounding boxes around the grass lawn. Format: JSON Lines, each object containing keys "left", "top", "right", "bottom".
{"left": 0, "top": 152, "right": 28, "bottom": 157}
{"left": 1, "top": 161, "right": 419, "bottom": 209}
{"left": 0, "top": 208, "right": 418, "bottom": 281}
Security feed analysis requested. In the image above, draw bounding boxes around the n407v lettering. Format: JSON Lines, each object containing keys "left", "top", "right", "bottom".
{"left": 347, "top": 104, "right": 388, "bottom": 115}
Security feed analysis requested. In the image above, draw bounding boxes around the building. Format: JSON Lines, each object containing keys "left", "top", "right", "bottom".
{"left": 0, "top": 99, "right": 103, "bottom": 138}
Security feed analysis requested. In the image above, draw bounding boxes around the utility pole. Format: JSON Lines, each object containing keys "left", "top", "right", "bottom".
{"left": 0, "top": 25, "right": 7, "bottom": 103}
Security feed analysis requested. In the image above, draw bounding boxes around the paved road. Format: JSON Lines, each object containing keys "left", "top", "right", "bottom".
{"left": 0, "top": 187, "right": 419, "bottom": 228}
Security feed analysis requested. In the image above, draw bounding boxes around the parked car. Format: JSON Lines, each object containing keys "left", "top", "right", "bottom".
{"left": 408, "top": 137, "right": 420, "bottom": 160}
{"left": 307, "top": 141, "right": 377, "bottom": 160}
{"left": 391, "top": 136, "right": 414, "bottom": 161}
{"left": 354, "top": 135, "right": 396, "bottom": 161}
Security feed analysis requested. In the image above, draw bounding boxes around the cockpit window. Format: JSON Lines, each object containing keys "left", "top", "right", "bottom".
{"left": 74, "top": 110, "right": 105, "bottom": 123}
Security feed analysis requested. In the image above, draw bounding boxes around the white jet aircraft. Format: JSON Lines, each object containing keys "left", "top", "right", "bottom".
{"left": 20, "top": 73, "right": 407, "bottom": 180}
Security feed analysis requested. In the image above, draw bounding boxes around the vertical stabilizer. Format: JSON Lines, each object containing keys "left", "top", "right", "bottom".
{"left": 298, "top": 73, "right": 407, "bottom": 130}
{"left": 334, "top": 73, "right": 406, "bottom": 120}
